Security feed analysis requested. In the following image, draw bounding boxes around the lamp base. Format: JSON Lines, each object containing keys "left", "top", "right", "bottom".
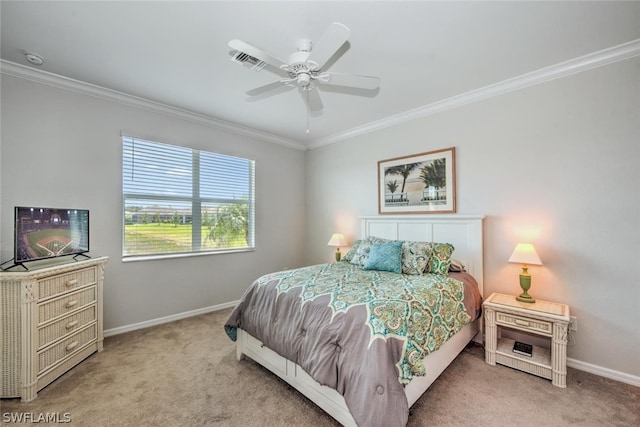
{"left": 516, "top": 293, "right": 536, "bottom": 303}
{"left": 335, "top": 248, "right": 341, "bottom": 262}
{"left": 517, "top": 268, "right": 535, "bottom": 303}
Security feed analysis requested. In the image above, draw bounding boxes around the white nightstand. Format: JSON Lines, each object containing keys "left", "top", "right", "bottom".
{"left": 483, "top": 292, "right": 570, "bottom": 387}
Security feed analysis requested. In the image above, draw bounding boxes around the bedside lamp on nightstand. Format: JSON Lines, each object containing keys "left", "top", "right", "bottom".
{"left": 508, "top": 243, "right": 543, "bottom": 303}
{"left": 327, "top": 233, "right": 347, "bottom": 261}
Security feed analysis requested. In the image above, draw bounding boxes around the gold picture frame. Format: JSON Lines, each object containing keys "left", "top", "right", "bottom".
{"left": 378, "top": 147, "right": 456, "bottom": 214}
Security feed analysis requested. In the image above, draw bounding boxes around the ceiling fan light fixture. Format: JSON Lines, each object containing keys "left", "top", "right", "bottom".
{"left": 297, "top": 73, "right": 311, "bottom": 87}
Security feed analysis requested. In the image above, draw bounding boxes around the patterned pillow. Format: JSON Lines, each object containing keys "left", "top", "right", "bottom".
{"left": 426, "top": 242, "right": 455, "bottom": 275}
{"left": 363, "top": 241, "right": 403, "bottom": 273}
{"left": 367, "top": 235, "right": 390, "bottom": 245}
{"left": 402, "top": 241, "right": 433, "bottom": 275}
{"left": 349, "top": 236, "right": 390, "bottom": 266}
{"left": 343, "top": 239, "right": 364, "bottom": 263}
{"left": 350, "top": 240, "right": 372, "bottom": 266}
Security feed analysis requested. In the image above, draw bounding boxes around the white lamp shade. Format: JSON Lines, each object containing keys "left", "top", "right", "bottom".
{"left": 327, "top": 233, "right": 347, "bottom": 247}
{"left": 508, "top": 243, "right": 542, "bottom": 265}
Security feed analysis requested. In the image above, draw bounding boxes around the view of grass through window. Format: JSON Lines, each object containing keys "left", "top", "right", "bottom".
{"left": 122, "top": 137, "right": 255, "bottom": 258}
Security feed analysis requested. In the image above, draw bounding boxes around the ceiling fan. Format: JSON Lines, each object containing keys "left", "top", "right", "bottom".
{"left": 228, "top": 22, "right": 380, "bottom": 112}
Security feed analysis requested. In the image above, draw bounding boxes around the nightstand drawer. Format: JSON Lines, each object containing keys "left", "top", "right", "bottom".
{"left": 38, "top": 267, "right": 97, "bottom": 301}
{"left": 496, "top": 312, "right": 553, "bottom": 335}
{"left": 38, "top": 286, "right": 97, "bottom": 324}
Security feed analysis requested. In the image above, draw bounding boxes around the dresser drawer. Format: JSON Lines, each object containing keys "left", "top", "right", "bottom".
{"left": 495, "top": 312, "right": 553, "bottom": 335}
{"left": 38, "top": 267, "right": 97, "bottom": 301}
{"left": 38, "top": 286, "right": 97, "bottom": 324}
{"left": 38, "top": 305, "right": 97, "bottom": 350}
{"left": 38, "top": 324, "right": 97, "bottom": 374}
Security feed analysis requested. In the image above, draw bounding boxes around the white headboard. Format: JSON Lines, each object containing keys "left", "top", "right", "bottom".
{"left": 360, "top": 215, "right": 484, "bottom": 296}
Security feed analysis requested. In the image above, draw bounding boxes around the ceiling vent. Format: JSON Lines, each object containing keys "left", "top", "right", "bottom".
{"left": 231, "top": 50, "right": 266, "bottom": 71}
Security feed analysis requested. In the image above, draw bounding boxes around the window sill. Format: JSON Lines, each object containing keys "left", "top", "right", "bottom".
{"left": 122, "top": 248, "right": 255, "bottom": 263}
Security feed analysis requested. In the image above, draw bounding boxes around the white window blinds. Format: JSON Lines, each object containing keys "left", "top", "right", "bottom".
{"left": 122, "top": 136, "right": 255, "bottom": 258}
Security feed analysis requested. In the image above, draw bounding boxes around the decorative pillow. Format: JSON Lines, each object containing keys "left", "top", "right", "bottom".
{"left": 448, "top": 258, "right": 466, "bottom": 272}
{"left": 426, "top": 242, "right": 455, "bottom": 275}
{"left": 401, "top": 241, "right": 433, "bottom": 275}
{"left": 367, "top": 235, "right": 390, "bottom": 245}
{"left": 363, "top": 241, "right": 403, "bottom": 273}
{"left": 343, "top": 239, "right": 364, "bottom": 263}
{"left": 349, "top": 236, "right": 390, "bottom": 266}
{"left": 350, "top": 240, "right": 372, "bottom": 266}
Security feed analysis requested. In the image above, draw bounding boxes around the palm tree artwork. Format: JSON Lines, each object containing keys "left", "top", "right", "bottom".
{"left": 419, "top": 159, "right": 447, "bottom": 203}
{"left": 379, "top": 148, "right": 455, "bottom": 213}
{"left": 384, "top": 163, "right": 421, "bottom": 204}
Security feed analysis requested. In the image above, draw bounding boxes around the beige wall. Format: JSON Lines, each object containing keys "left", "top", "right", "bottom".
{"left": 0, "top": 75, "right": 307, "bottom": 330}
{"left": 305, "top": 57, "right": 640, "bottom": 378}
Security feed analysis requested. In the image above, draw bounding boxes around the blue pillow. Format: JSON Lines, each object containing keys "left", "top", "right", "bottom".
{"left": 363, "top": 241, "right": 403, "bottom": 273}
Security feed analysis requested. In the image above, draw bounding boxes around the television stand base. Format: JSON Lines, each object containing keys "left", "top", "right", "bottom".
{"left": 0, "top": 259, "right": 28, "bottom": 271}
{"left": 73, "top": 253, "right": 92, "bottom": 261}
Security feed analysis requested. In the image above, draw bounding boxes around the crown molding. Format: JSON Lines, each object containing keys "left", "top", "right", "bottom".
{"left": 308, "top": 38, "right": 640, "bottom": 150}
{"left": 3, "top": 38, "right": 639, "bottom": 152}
{"left": 0, "top": 60, "right": 307, "bottom": 151}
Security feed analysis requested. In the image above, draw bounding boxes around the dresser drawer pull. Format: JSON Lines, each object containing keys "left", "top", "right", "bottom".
{"left": 65, "top": 341, "right": 79, "bottom": 352}
{"left": 65, "top": 300, "right": 79, "bottom": 309}
{"left": 65, "top": 320, "right": 79, "bottom": 329}
{"left": 514, "top": 319, "right": 530, "bottom": 327}
{"left": 65, "top": 279, "right": 79, "bottom": 287}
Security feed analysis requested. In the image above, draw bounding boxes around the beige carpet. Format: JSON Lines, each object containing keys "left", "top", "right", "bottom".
{"left": 2, "top": 308, "right": 638, "bottom": 426}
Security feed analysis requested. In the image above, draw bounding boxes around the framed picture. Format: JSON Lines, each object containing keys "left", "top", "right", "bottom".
{"left": 378, "top": 147, "right": 456, "bottom": 214}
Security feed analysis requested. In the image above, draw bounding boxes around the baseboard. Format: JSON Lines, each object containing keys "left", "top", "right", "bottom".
{"left": 103, "top": 301, "right": 239, "bottom": 337}
{"left": 567, "top": 357, "right": 640, "bottom": 388}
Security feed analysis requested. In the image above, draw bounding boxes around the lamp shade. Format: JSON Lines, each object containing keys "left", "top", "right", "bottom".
{"left": 327, "top": 233, "right": 347, "bottom": 247}
{"left": 508, "top": 243, "right": 542, "bottom": 266}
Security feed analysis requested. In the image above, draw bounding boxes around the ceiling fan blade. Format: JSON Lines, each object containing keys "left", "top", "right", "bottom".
{"left": 300, "top": 86, "right": 323, "bottom": 112}
{"left": 307, "top": 22, "right": 351, "bottom": 70}
{"left": 229, "top": 39, "right": 288, "bottom": 69}
{"left": 319, "top": 73, "right": 380, "bottom": 90}
{"left": 246, "top": 80, "right": 292, "bottom": 97}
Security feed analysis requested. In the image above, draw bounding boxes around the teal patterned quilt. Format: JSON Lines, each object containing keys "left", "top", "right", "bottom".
{"left": 225, "top": 261, "right": 479, "bottom": 427}
{"left": 257, "top": 261, "right": 470, "bottom": 382}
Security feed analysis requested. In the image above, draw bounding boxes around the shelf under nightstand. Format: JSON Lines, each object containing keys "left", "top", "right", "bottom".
{"left": 483, "top": 292, "right": 570, "bottom": 387}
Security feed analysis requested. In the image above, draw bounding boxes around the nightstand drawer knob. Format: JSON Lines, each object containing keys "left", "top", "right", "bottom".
{"left": 65, "top": 300, "right": 78, "bottom": 309}
{"left": 65, "top": 279, "right": 79, "bottom": 287}
{"left": 65, "top": 341, "right": 79, "bottom": 352}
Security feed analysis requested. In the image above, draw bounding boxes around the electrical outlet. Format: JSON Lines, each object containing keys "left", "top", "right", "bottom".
{"left": 569, "top": 316, "right": 578, "bottom": 332}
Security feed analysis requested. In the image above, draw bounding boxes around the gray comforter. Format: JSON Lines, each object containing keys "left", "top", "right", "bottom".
{"left": 224, "top": 262, "right": 481, "bottom": 427}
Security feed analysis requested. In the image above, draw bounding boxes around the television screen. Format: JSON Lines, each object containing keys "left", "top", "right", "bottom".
{"left": 14, "top": 206, "right": 89, "bottom": 264}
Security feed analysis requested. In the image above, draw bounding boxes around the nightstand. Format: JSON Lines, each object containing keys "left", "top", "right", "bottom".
{"left": 483, "top": 292, "right": 570, "bottom": 387}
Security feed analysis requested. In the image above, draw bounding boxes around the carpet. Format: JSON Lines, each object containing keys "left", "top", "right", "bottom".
{"left": 2, "top": 309, "right": 638, "bottom": 426}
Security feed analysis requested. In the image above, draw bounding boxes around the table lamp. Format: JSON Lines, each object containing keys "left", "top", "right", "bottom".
{"left": 327, "top": 233, "right": 347, "bottom": 261}
{"left": 508, "top": 242, "right": 543, "bottom": 303}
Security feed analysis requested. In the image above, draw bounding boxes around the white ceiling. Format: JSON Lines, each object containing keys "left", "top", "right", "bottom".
{"left": 2, "top": 1, "right": 639, "bottom": 149}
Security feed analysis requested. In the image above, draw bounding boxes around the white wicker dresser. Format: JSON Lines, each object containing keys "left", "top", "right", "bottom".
{"left": 1, "top": 256, "right": 108, "bottom": 401}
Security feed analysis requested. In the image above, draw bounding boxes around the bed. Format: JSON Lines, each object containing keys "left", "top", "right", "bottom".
{"left": 225, "top": 215, "right": 484, "bottom": 427}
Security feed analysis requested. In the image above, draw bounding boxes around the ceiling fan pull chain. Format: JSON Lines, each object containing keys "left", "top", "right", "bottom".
{"left": 306, "top": 89, "right": 310, "bottom": 134}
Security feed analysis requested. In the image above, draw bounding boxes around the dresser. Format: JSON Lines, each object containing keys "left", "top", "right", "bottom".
{"left": 1, "top": 256, "right": 108, "bottom": 401}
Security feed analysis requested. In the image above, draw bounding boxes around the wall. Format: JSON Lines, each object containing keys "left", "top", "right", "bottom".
{"left": 306, "top": 57, "right": 640, "bottom": 379}
{"left": 0, "top": 75, "right": 307, "bottom": 330}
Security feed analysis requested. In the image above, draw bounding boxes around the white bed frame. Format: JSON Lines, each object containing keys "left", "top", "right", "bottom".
{"left": 236, "top": 215, "right": 484, "bottom": 426}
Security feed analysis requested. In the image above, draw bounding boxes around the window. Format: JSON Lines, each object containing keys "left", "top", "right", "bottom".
{"left": 122, "top": 136, "right": 255, "bottom": 259}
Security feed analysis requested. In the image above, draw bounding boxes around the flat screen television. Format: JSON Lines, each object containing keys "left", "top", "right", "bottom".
{"left": 14, "top": 206, "right": 90, "bottom": 265}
